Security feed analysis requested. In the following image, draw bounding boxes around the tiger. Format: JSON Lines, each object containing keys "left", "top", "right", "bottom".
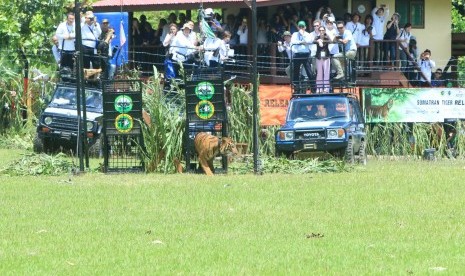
{"left": 367, "top": 98, "right": 394, "bottom": 120}
{"left": 194, "top": 132, "right": 238, "bottom": 176}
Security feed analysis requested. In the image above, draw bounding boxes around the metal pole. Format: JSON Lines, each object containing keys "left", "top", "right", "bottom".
{"left": 251, "top": 0, "right": 260, "bottom": 174}
{"left": 74, "top": 0, "right": 85, "bottom": 171}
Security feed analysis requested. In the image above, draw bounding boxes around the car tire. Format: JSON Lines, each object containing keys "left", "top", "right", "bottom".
{"left": 32, "top": 134, "right": 44, "bottom": 153}
{"left": 357, "top": 140, "right": 367, "bottom": 165}
{"left": 33, "top": 134, "right": 53, "bottom": 153}
{"left": 345, "top": 139, "right": 355, "bottom": 163}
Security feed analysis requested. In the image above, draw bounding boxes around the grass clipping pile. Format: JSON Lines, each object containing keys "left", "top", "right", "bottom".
{"left": 0, "top": 153, "right": 73, "bottom": 176}
{"left": 230, "top": 156, "right": 352, "bottom": 174}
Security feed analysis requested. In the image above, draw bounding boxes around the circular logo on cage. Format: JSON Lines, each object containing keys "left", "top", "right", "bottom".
{"left": 115, "top": 114, "right": 134, "bottom": 133}
{"left": 195, "top": 100, "right": 215, "bottom": 119}
{"left": 114, "top": 95, "right": 133, "bottom": 113}
{"left": 195, "top": 82, "right": 215, "bottom": 100}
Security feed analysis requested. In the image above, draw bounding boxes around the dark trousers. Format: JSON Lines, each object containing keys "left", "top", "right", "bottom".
{"left": 292, "top": 52, "right": 312, "bottom": 82}
{"left": 83, "top": 46, "right": 100, "bottom": 69}
{"left": 60, "top": 50, "right": 75, "bottom": 69}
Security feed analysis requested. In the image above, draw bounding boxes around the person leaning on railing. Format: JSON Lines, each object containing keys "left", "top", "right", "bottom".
{"left": 332, "top": 21, "right": 357, "bottom": 80}
{"left": 290, "top": 21, "right": 314, "bottom": 86}
{"left": 397, "top": 23, "right": 412, "bottom": 71}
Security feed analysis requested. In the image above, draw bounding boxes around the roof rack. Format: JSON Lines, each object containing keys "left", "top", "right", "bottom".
{"left": 291, "top": 92, "right": 356, "bottom": 99}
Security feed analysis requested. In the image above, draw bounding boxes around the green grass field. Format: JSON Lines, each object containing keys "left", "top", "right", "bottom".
{"left": 1, "top": 149, "right": 465, "bottom": 274}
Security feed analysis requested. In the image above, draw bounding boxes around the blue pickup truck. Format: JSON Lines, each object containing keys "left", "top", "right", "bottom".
{"left": 275, "top": 93, "right": 367, "bottom": 164}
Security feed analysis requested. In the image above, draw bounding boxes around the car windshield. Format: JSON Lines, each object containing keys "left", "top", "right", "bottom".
{"left": 50, "top": 87, "right": 102, "bottom": 111}
{"left": 288, "top": 98, "right": 349, "bottom": 122}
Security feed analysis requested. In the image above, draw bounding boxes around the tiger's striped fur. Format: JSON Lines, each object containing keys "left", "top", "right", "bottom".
{"left": 194, "top": 132, "right": 238, "bottom": 176}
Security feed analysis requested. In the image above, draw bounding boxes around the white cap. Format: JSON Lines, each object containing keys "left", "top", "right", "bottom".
{"left": 204, "top": 8, "right": 214, "bottom": 16}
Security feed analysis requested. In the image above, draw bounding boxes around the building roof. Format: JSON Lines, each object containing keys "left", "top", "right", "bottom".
{"left": 92, "top": 0, "right": 303, "bottom": 12}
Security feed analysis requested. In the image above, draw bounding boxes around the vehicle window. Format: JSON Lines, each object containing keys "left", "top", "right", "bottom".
{"left": 51, "top": 87, "right": 76, "bottom": 105}
{"left": 85, "top": 91, "right": 102, "bottom": 109}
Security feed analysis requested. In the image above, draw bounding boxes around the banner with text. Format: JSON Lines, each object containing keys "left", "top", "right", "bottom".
{"left": 363, "top": 88, "right": 465, "bottom": 123}
{"left": 259, "top": 85, "right": 292, "bottom": 126}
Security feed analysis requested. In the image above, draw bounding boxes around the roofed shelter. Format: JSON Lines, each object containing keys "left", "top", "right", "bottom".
{"left": 92, "top": 0, "right": 305, "bottom": 12}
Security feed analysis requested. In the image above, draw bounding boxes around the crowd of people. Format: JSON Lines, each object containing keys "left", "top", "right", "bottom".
{"left": 54, "top": 11, "right": 117, "bottom": 80}
{"left": 51, "top": 4, "right": 444, "bottom": 87}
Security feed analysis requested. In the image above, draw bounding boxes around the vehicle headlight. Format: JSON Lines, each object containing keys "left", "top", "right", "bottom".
{"left": 86, "top": 121, "right": 94, "bottom": 131}
{"left": 44, "top": 116, "right": 53, "bottom": 125}
{"left": 327, "top": 128, "right": 345, "bottom": 139}
{"left": 278, "top": 131, "right": 294, "bottom": 141}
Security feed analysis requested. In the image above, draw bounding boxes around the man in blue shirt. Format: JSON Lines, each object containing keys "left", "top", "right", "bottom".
{"left": 290, "top": 21, "right": 314, "bottom": 89}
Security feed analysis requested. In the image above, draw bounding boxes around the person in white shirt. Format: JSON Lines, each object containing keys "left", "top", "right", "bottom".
{"left": 290, "top": 21, "right": 314, "bottom": 87}
{"left": 397, "top": 23, "right": 412, "bottom": 71}
{"left": 418, "top": 49, "right": 435, "bottom": 86}
{"left": 345, "top": 13, "right": 364, "bottom": 47}
{"left": 81, "top": 11, "right": 102, "bottom": 69}
{"left": 171, "top": 23, "right": 198, "bottom": 68}
{"left": 202, "top": 31, "right": 222, "bottom": 67}
{"left": 236, "top": 17, "right": 248, "bottom": 60}
{"left": 218, "top": 31, "right": 232, "bottom": 64}
{"left": 277, "top": 31, "right": 292, "bottom": 77}
{"left": 371, "top": 5, "right": 389, "bottom": 62}
{"left": 163, "top": 24, "right": 178, "bottom": 48}
{"left": 55, "top": 12, "right": 76, "bottom": 69}
{"left": 332, "top": 21, "right": 357, "bottom": 80}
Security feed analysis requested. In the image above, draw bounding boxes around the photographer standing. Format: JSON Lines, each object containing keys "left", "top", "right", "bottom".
{"left": 383, "top": 12, "right": 400, "bottom": 66}
{"left": 290, "top": 21, "right": 313, "bottom": 90}
{"left": 419, "top": 49, "right": 436, "bottom": 86}
{"left": 81, "top": 11, "right": 102, "bottom": 69}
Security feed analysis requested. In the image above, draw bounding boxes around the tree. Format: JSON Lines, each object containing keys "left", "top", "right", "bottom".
{"left": 452, "top": 0, "right": 465, "bottom": 32}
{"left": 0, "top": 0, "right": 96, "bottom": 67}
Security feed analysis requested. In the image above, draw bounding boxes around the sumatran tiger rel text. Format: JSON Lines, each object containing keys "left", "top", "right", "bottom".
{"left": 194, "top": 132, "right": 238, "bottom": 176}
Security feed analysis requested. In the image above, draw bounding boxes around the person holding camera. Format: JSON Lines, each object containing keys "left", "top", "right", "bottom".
{"left": 383, "top": 12, "right": 400, "bottom": 67}
{"left": 371, "top": 4, "right": 390, "bottom": 63}
{"left": 277, "top": 31, "right": 293, "bottom": 77}
{"left": 314, "top": 27, "right": 333, "bottom": 93}
{"left": 332, "top": 21, "right": 357, "bottom": 80}
{"left": 81, "top": 11, "right": 102, "bottom": 69}
{"left": 419, "top": 49, "right": 436, "bottom": 86}
{"left": 290, "top": 21, "right": 314, "bottom": 90}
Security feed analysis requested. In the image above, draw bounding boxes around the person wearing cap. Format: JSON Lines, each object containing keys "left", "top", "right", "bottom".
{"left": 55, "top": 12, "right": 76, "bottom": 69}
{"left": 171, "top": 23, "right": 198, "bottom": 67}
{"left": 277, "top": 31, "right": 292, "bottom": 77}
{"left": 290, "top": 20, "right": 314, "bottom": 88}
{"left": 81, "top": 11, "right": 102, "bottom": 69}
